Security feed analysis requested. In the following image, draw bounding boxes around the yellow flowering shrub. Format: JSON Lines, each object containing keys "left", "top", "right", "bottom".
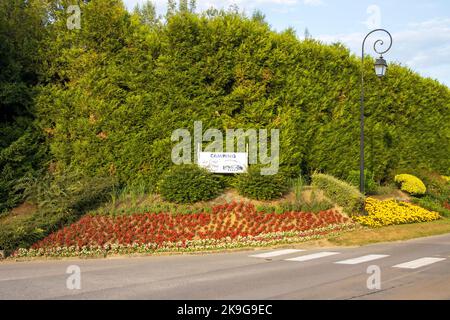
{"left": 442, "top": 176, "right": 450, "bottom": 183}
{"left": 394, "top": 174, "right": 426, "bottom": 195}
{"left": 355, "top": 198, "right": 440, "bottom": 228}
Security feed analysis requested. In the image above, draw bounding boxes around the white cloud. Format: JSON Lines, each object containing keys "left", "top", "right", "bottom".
{"left": 303, "top": 0, "right": 323, "bottom": 6}
{"left": 316, "top": 18, "right": 450, "bottom": 86}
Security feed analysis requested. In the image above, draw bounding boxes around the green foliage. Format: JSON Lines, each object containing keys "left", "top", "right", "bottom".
{"left": 0, "top": 209, "right": 76, "bottom": 254}
{"left": 0, "top": 0, "right": 49, "bottom": 213}
{"left": 234, "top": 165, "right": 289, "bottom": 200}
{"left": 31, "top": 3, "right": 449, "bottom": 201}
{"left": 414, "top": 170, "right": 450, "bottom": 201}
{"left": 301, "top": 189, "right": 334, "bottom": 213}
{"left": 0, "top": 129, "right": 48, "bottom": 214}
{"left": 278, "top": 189, "right": 334, "bottom": 213}
{"left": 346, "top": 170, "right": 378, "bottom": 194}
{"left": 20, "top": 171, "right": 118, "bottom": 213}
{"left": 412, "top": 196, "right": 450, "bottom": 218}
{"left": 289, "top": 174, "right": 305, "bottom": 202}
{"left": 0, "top": 172, "right": 117, "bottom": 253}
{"left": 410, "top": 170, "right": 450, "bottom": 216}
{"left": 312, "top": 173, "right": 364, "bottom": 215}
{"left": 1, "top": 1, "right": 449, "bottom": 218}
{"left": 158, "top": 165, "right": 224, "bottom": 203}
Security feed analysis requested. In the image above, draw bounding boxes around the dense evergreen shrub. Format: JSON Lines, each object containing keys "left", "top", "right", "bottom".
{"left": 31, "top": 1, "right": 449, "bottom": 200}
{"left": 158, "top": 165, "right": 224, "bottom": 204}
{"left": 346, "top": 170, "right": 378, "bottom": 194}
{"left": 1, "top": 0, "right": 449, "bottom": 214}
{"left": 234, "top": 165, "right": 289, "bottom": 200}
{"left": 312, "top": 173, "right": 364, "bottom": 215}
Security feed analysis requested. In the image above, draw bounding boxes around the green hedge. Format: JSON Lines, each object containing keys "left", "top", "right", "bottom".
{"left": 2, "top": 1, "right": 449, "bottom": 213}
{"left": 30, "top": 3, "right": 449, "bottom": 198}
{"left": 158, "top": 165, "right": 224, "bottom": 204}
{"left": 234, "top": 165, "right": 289, "bottom": 200}
{"left": 346, "top": 170, "right": 378, "bottom": 194}
{"left": 312, "top": 173, "right": 365, "bottom": 215}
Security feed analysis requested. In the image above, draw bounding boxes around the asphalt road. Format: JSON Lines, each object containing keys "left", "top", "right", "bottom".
{"left": 1, "top": 233, "right": 450, "bottom": 300}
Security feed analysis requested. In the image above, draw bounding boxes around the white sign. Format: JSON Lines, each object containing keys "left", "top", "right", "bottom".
{"left": 198, "top": 152, "right": 248, "bottom": 174}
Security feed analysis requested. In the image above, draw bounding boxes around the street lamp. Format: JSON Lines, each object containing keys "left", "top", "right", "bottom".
{"left": 360, "top": 29, "right": 393, "bottom": 201}
{"left": 374, "top": 56, "right": 388, "bottom": 77}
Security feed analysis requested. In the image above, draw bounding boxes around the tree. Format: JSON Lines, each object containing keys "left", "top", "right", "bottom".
{"left": 304, "top": 27, "right": 311, "bottom": 40}
{"left": 179, "top": 0, "right": 188, "bottom": 12}
{"left": 189, "top": 0, "right": 197, "bottom": 12}
{"left": 252, "top": 10, "right": 266, "bottom": 23}
{"left": 167, "top": 0, "right": 177, "bottom": 18}
{"left": 0, "top": 0, "right": 49, "bottom": 212}
{"left": 133, "top": 1, "right": 159, "bottom": 26}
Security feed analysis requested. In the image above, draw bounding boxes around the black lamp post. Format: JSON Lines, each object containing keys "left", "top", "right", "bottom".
{"left": 360, "top": 29, "right": 393, "bottom": 199}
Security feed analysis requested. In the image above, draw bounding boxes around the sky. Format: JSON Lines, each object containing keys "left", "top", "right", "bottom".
{"left": 123, "top": 0, "right": 450, "bottom": 87}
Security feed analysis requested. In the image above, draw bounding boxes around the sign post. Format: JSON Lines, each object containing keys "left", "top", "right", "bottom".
{"left": 197, "top": 144, "right": 248, "bottom": 174}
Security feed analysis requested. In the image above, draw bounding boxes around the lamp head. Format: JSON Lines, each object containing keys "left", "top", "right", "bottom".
{"left": 374, "top": 56, "right": 388, "bottom": 77}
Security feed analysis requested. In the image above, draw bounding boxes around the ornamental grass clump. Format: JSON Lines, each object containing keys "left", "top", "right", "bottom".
{"left": 394, "top": 174, "right": 426, "bottom": 196}
{"left": 355, "top": 198, "right": 440, "bottom": 228}
{"left": 311, "top": 173, "right": 364, "bottom": 215}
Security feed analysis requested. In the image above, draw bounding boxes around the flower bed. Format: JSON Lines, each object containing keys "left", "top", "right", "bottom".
{"left": 355, "top": 198, "right": 441, "bottom": 228}
{"left": 12, "top": 202, "right": 353, "bottom": 258}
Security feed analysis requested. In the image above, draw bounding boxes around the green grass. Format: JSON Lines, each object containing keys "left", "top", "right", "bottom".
{"left": 328, "top": 217, "right": 450, "bottom": 246}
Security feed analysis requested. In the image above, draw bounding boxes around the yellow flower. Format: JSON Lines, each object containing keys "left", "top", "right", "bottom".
{"left": 394, "top": 174, "right": 426, "bottom": 195}
{"left": 354, "top": 197, "right": 440, "bottom": 228}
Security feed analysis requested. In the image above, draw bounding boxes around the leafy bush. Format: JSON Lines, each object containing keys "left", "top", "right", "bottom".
{"left": 409, "top": 170, "right": 450, "bottom": 217}
{"left": 0, "top": 173, "right": 117, "bottom": 254}
{"left": 346, "top": 170, "right": 378, "bottom": 194}
{"left": 355, "top": 198, "right": 440, "bottom": 228}
{"left": 0, "top": 129, "right": 48, "bottom": 214}
{"left": 0, "top": 209, "right": 76, "bottom": 254}
{"left": 158, "top": 165, "right": 224, "bottom": 204}
{"left": 19, "top": 172, "right": 118, "bottom": 213}
{"left": 311, "top": 173, "right": 364, "bottom": 215}
{"left": 234, "top": 166, "right": 289, "bottom": 201}
{"left": 411, "top": 196, "right": 450, "bottom": 218}
{"left": 414, "top": 170, "right": 450, "bottom": 200}
{"left": 394, "top": 174, "right": 426, "bottom": 195}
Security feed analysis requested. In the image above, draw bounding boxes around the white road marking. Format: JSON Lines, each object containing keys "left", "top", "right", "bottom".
{"left": 285, "top": 252, "right": 340, "bottom": 262}
{"left": 335, "top": 254, "right": 390, "bottom": 265}
{"left": 393, "top": 257, "right": 446, "bottom": 269}
{"left": 249, "top": 249, "right": 305, "bottom": 259}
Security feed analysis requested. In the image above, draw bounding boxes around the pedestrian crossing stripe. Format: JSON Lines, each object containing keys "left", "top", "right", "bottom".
{"left": 335, "top": 254, "right": 390, "bottom": 265}
{"left": 249, "top": 249, "right": 305, "bottom": 259}
{"left": 285, "top": 252, "right": 340, "bottom": 262}
{"left": 392, "top": 257, "right": 446, "bottom": 269}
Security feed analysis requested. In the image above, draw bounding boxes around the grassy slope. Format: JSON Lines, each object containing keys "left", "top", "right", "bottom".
{"left": 327, "top": 217, "right": 450, "bottom": 247}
